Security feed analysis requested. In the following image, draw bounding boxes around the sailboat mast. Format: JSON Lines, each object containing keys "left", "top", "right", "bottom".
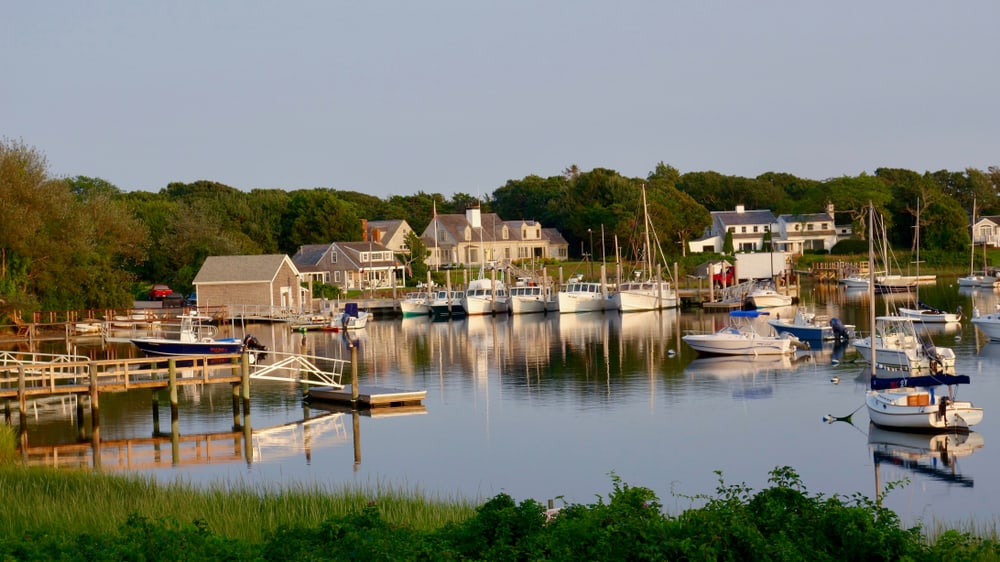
{"left": 971, "top": 196, "right": 976, "bottom": 277}
{"left": 868, "top": 203, "right": 876, "bottom": 378}
{"left": 642, "top": 185, "right": 653, "bottom": 276}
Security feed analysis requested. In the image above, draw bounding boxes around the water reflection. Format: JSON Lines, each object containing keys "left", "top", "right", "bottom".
{"left": 870, "top": 425, "right": 983, "bottom": 496}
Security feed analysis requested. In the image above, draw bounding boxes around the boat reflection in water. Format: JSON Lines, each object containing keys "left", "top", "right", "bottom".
{"left": 869, "top": 425, "right": 983, "bottom": 499}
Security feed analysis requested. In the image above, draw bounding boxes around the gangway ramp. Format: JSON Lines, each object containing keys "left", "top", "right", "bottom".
{"left": 250, "top": 351, "right": 346, "bottom": 388}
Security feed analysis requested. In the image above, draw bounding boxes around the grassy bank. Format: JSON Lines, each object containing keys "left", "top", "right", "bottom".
{"left": 1, "top": 459, "right": 999, "bottom": 560}
{"left": 0, "top": 465, "right": 476, "bottom": 543}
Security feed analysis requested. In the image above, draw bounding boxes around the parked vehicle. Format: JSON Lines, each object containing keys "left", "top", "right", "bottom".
{"left": 149, "top": 284, "right": 173, "bottom": 300}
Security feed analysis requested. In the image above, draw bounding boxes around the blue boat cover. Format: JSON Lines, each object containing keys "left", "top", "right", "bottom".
{"left": 870, "top": 374, "right": 970, "bottom": 390}
{"left": 730, "top": 310, "right": 768, "bottom": 318}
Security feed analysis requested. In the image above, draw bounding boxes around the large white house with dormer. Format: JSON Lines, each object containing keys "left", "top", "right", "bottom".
{"left": 688, "top": 203, "right": 853, "bottom": 255}
{"left": 420, "top": 206, "right": 569, "bottom": 268}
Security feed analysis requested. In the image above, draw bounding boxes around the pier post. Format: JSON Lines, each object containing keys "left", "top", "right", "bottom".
{"left": 17, "top": 366, "right": 26, "bottom": 431}
{"left": 168, "top": 359, "right": 178, "bottom": 421}
{"left": 88, "top": 363, "right": 100, "bottom": 431}
{"left": 240, "top": 352, "right": 251, "bottom": 416}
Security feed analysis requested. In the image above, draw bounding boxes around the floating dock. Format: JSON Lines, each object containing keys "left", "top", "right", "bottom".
{"left": 308, "top": 384, "right": 426, "bottom": 408}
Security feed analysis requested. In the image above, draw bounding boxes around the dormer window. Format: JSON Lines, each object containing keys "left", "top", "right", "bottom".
{"left": 330, "top": 249, "right": 338, "bottom": 263}
{"left": 502, "top": 225, "right": 509, "bottom": 240}
{"left": 465, "top": 227, "right": 472, "bottom": 241}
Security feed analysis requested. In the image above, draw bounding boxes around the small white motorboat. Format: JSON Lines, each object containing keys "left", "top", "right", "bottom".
{"left": 682, "top": 310, "right": 800, "bottom": 356}
{"left": 971, "top": 310, "right": 1000, "bottom": 342}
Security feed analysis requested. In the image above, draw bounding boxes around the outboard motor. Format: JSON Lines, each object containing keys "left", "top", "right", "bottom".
{"left": 243, "top": 334, "right": 268, "bottom": 363}
{"left": 830, "top": 317, "right": 849, "bottom": 341}
{"left": 922, "top": 341, "right": 943, "bottom": 374}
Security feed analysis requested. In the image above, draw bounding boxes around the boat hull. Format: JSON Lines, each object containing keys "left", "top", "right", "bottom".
{"left": 615, "top": 289, "right": 678, "bottom": 312}
{"left": 867, "top": 389, "right": 982, "bottom": 432}
{"left": 558, "top": 293, "right": 613, "bottom": 313}
{"left": 972, "top": 313, "right": 1000, "bottom": 341}
{"left": 400, "top": 301, "right": 431, "bottom": 318}
{"left": 681, "top": 333, "right": 795, "bottom": 356}
{"left": 898, "top": 307, "right": 961, "bottom": 323}
{"left": 767, "top": 319, "right": 833, "bottom": 341}
{"left": 130, "top": 338, "right": 244, "bottom": 356}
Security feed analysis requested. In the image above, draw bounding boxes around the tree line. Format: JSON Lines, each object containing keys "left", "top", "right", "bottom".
{"left": 2, "top": 137, "right": 998, "bottom": 314}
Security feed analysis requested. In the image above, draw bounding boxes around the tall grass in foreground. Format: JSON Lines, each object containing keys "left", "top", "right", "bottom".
{"left": 0, "top": 466, "right": 477, "bottom": 543}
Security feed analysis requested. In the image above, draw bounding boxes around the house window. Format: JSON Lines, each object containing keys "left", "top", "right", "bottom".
{"left": 536, "top": 228, "right": 541, "bottom": 238}
{"left": 807, "top": 224, "right": 814, "bottom": 231}
{"left": 764, "top": 225, "right": 769, "bottom": 232}
{"left": 334, "top": 271, "right": 341, "bottom": 283}
{"left": 739, "top": 242, "right": 755, "bottom": 252}
{"left": 360, "top": 252, "right": 369, "bottom": 262}
{"left": 795, "top": 224, "right": 801, "bottom": 231}
{"left": 465, "top": 227, "right": 472, "bottom": 241}
{"left": 502, "top": 225, "right": 509, "bottom": 240}
{"left": 821, "top": 223, "right": 828, "bottom": 230}
{"left": 728, "top": 227, "right": 735, "bottom": 233}
{"left": 741, "top": 226, "right": 747, "bottom": 233}
{"left": 753, "top": 226, "right": 759, "bottom": 233}
{"left": 330, "top": 250, "right": 337, "bottom": 263}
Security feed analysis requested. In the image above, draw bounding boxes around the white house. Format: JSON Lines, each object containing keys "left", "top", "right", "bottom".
{"left": 421, "top": 205, "right": 569, "bottom": 268}
{"left": 974, "top": 215, "right": 1000, "bottom": 247}
{"left": 688, "top": 203, "right": 853, "bottom": 255}
{"left": 688, "top": 205, "right": 777, "bottom": 254}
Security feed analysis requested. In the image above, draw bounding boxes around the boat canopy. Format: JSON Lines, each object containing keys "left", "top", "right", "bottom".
{"left": 730, "top": 310, "right": 769, "bottom": 318}
{"left": 870, "top": 374, "right": 970, "bottom": 390}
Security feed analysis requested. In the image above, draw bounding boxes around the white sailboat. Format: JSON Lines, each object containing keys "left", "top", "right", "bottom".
{"left": 898, "top": 199, "right": 961, "bottom": 323}
{"left": 861, "top": 203, "right": 982, "bottom": 432}
{"left": 614, "top": 185, "right": 679, "bottom": 312}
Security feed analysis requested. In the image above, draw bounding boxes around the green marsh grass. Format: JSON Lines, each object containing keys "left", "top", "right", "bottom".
{"left": 0, "top": 466, "right": 476, "bottom": 543}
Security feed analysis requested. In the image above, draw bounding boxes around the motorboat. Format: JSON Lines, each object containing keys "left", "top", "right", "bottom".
{"left": 681, "top": 310, "right": 801, "bottom": 356}
{"left": 840, "top": 274, "right": 871, "bottom": 289}
{"left": 767, "top": 308, "right": 853, "bottom": 342}
{"left": 462, "top": 276, "right": 509, "bottom": 316}
{"left": 852, "top": 315, "right": 956, "bottom": 375}
{"left": 430, "top": 289, "right": 465, "bottom": 318}
{"left": 399, "top": 292, "right": 432, "bottom": 318}
{"left": 971, "top": 309, "right": 1000, "bottom": 341}
{"left": 557, "top": 281, "right": 614, "bottom": 313}
{"left": 746, "top": 281, "right": 793, "bottom": 308}
{"left": 333, "top": 303, "right": 370, "bottom": 330}
{"left": 130, "top": 314, "right": 266, "bottom": 360}
{"left": 508, "top": 283, "right": 557, "bottom": 314}
{"left": 898, "top": 302, "right": 962, "bottom": 324}
{"left": 615, "top": 280, "right": 678, "bottom": 312}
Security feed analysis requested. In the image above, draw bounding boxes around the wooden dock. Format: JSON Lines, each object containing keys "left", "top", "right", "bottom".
{"left": 307, "top": 384, "right": 427, "bottom": 408}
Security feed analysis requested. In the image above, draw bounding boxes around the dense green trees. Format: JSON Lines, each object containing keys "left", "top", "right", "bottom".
{"left": 2, "top": 137, "right": 997, "bottom": 316}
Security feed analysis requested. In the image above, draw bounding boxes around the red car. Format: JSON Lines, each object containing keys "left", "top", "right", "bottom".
{"left": 149, "top": 284, "right": 173, "bottom": 300}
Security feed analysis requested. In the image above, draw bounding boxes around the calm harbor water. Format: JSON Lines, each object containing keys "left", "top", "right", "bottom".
{"left": 13, "top": 278, "right": 1000, "bottom": 529}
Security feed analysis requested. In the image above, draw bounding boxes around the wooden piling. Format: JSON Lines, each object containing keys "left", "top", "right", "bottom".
{"left": 240, "top": 352, "right": 251, "bottom": 415}
{"left": 17, "top": 366, "right": 26, "bottom": 430}
{"left": 88, "top": 363, "right": 100, "bottom": 430}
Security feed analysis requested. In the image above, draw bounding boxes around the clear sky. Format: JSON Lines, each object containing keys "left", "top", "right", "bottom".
{"left": 4, "top": 1, "right": 998, "bottom": 199}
